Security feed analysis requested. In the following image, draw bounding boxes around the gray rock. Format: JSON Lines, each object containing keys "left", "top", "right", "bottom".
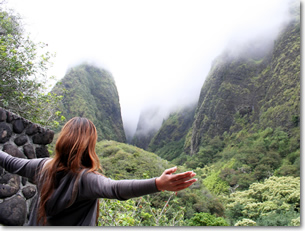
{"left": 22, "top": 186, "right": 36, "bottom": 199}
{"left": 26, "top": 123, "right": 38, "bottom": 135}
{"left": 35, "top": 145, "right": 49, "bottom": 158}
{"left": 0, "top": 184, "right": 19, "bottom": 198}
{"left": 23, "top": 144, "right": 35, "bottom": 159}
{"left": 0, "top": 195, "right": 26, "bottom": 226}
{"left": 3, "top": 144, "right": 25, "bottom": 158}
{"left": 0, "top": 123, "right": 12, "bottom": 143}
{"left": 12, "top": 119, "right": 25, "bottom": 134}
{"left": 14, "top": 135, "right": 28, "bottom": 146}
{"left": 32, "top": 129, "right": 54, "bottom": 145}
{"left": 0, "top": 173, "right": 20, "bottom": 198}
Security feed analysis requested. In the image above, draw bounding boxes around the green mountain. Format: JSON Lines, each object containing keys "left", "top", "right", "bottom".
{"left": 52, "top": 64, "right": 126, "bottom": 142}
{"left": 189, "top": 13, "right": 300, "bottom": 155}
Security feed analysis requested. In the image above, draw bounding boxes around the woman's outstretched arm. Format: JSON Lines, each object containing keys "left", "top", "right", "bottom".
{"left": 0, "top": 150, "right": 49, "bottom": 180}
{"left": 81, "top": 166, "right": 197, "bottom": 201}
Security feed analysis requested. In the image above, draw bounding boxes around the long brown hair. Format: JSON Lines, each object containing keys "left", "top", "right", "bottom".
{"left": 37, "top": 117, "right": 102, "bottom": 225}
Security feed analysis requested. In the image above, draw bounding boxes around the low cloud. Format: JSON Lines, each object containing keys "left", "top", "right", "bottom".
{"left": 6, "top": 0, "right": 294, "bottom": 140}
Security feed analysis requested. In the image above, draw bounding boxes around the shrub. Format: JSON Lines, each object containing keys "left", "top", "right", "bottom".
{"left": 187, "top": 212, "right": 229, "bottom": 226}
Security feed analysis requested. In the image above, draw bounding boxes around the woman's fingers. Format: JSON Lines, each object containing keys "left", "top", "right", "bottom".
{"left": 173, "top": 175, "right": 196, "bottom": 185}
{"left": 168, "top": 171, "right": 197, "bottom": 191}
{"left": 174, "top": 171, "right": 194, "bottom": 178}
{"left": 173, "top": 179, "right": 198, "bottom": 191}
{"left": 171, "top": 171, "right": 196, "bottom": 182}
{"left": 163, "top": 166, "right": 178, "bottom": 175}
{"left": 174, "top": 177, "right": 197, "bottom": 187}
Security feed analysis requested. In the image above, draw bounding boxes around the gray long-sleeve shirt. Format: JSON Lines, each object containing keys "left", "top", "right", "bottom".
{"left": 0, "top": 150, "right": 159, "bottom": 226}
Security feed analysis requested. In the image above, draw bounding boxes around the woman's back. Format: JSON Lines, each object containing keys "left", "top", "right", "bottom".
{"left": 36, "top": 170, "right": 97, "bottom": 226}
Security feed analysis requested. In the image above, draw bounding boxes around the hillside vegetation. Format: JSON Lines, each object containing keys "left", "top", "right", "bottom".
{"left": 95, "top": 140, "right": 228, "bottom": 224}
{"left": 96, "top": 140, "right": 169, "bottom": 179}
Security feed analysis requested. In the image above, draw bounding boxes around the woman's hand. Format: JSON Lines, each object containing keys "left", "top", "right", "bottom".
{"left": 155, "top": 166, "right": 197, "bottom": 192}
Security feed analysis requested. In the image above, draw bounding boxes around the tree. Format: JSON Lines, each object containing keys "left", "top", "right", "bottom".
{"left": 0, "top": 3, "right": 63, "bottom": 127}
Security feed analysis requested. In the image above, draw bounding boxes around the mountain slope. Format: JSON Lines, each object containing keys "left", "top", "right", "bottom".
{"left": 52, "top": 64, "right": 126, "bottom": 142}
{"left": 96, "top": 140, "right": 170, "bottom": 179}
{"left": 148, "top": 103, "right": 196, "bottom": 162}
{"left": 188, "top": 16, "right": 300, "bottom": 155}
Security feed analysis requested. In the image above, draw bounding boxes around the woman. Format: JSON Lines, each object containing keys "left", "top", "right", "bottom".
{"left": 0, "top": 117, "right": 197, "bottom": 226}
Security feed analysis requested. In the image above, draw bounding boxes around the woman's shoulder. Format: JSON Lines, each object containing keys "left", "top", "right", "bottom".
{"left": 80, "top": 170, "right": 110, "bottom": 189}
{"left": 82, "top": 170, "right": 105, "bottom": 179}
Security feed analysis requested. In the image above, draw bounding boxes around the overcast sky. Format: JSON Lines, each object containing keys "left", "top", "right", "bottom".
{"left": 5, "top": 0, "right": 295, "bottom": 137}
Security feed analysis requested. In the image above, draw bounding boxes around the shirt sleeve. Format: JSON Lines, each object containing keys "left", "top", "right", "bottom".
{"left": 80, "top": 172, "right": 160, "bottom": 200}
{"left": 0, "top": 150, "right": 49, "bottom": 181}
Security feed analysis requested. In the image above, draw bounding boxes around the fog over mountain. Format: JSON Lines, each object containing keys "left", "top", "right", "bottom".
{"left": 6, "top": 0, "right": 293, "bottom": 140}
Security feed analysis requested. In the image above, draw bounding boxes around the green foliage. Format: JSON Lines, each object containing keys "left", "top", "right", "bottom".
{"left": 98, "top": 199, "right": 142, "bottom": 226}
{"left": 187, "top": 212, "right": 229, "bottom": 226}
{"left": 224, "top": 176, "right": 300, "bottom": 226}
{"left": 0, "top": 5, "right": 63, "bottom": 127}
{"left": 255, "top": 210, "right": 300, "bottom": 226}
{"left": 192, "top": 136, "right": 225, "bottom": 167}
{"left": 205, "top": 127, "right": 301, "bottom": 190}
{"left": 184, "top": 123, "right": 297, "bottom": 192}
{"left": 203, "top": 170, "right": 228, "bottom": 195}
{"left": 290, "top": 216, "right": 300, "bottom": 226}
{"left": 150, "top": 138, "right": 185, "bottom": 162}
{"left": 98, "top": 192, "right": 185, "bottom": 226}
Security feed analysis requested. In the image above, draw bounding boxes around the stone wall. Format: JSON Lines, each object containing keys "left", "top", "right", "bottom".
{"left": 0, "top": 107, "right": 54, "bottom": 226}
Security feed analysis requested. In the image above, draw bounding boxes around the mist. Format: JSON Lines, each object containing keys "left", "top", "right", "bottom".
{"left": 5, "top": 0, "right": 294, "bottom": 141}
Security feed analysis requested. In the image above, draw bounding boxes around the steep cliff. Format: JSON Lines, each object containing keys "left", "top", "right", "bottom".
{"left": 52, "top": 64, "right": 126, "bottom": 142}
{"left": 188, "top": 16, "right": 300, "bottom": 155}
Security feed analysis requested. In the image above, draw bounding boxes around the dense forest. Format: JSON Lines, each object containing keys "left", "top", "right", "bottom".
{"left": 0, "top": 0, "right": 300, "bottom": 227}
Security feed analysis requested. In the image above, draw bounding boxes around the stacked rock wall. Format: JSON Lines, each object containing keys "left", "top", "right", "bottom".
{"left": 0, "top": 107, "right": 54, "bottom": 226}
